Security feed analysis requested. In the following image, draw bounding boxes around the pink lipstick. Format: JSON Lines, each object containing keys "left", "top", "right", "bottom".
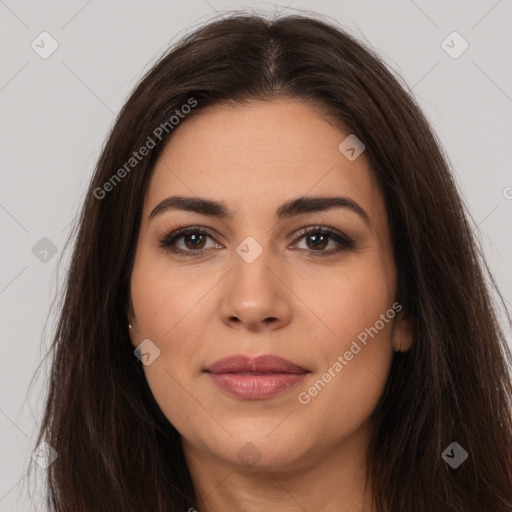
{"left": 204, "top": 354, "right": 309, "bottom": 399}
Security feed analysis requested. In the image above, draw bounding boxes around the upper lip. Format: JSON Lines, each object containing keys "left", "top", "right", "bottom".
{"left": 204, "top": 355, "right": 309, "bottom": 374}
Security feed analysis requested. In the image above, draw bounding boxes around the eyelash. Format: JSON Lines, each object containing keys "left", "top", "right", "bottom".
{"left": 158, "top": 225, "right": 354, "bottom": 258}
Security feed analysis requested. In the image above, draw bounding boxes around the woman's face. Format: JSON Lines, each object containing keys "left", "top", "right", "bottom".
{"left": 128, "top": 98, "right": 412, "bottom": 472}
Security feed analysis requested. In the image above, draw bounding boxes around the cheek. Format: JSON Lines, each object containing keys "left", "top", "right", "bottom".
{"left": 296, "top": 258, "right": 396, "bottom": 412}
{"left": 130, "top": 256, "right": 213, "bottom": 425}
{"left": 302, "top": 257, "right": 395, "bottom": 346}
{"left": 130, "top": 251, "right": 213, "bottom": 341}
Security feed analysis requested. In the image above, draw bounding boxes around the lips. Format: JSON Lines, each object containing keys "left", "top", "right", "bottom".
{"left": 204, "top": 355, "right": 309, "bottom": 399}
{"left": 204, "top": 354, "right": 308, "bottom": 374}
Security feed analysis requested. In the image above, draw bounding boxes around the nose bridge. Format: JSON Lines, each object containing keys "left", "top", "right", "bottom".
{"left": 231, "top": 235, "right": 277, "bottom": 300}
{"left": 219, "top": 233, "right": 292, "bottom": 330}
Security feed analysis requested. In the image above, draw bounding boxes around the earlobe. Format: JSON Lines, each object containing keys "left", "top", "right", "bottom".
{"left": 127, "top": 320, "right": 135, "bottom": 346}
{"left": 392, "top": 312, "right": 414, "bottom": 353}
{"left": 126, "top": 312, "right": 138, "bottom": 347}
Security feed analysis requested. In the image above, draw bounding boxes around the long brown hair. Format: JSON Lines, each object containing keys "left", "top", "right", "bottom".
{"left": 32, "top": 12, "right": 512, "bottom": 512}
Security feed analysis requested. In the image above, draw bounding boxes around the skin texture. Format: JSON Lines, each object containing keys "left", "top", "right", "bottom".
{"left": 128, "top": 98, "right": 413, "bottom": 512}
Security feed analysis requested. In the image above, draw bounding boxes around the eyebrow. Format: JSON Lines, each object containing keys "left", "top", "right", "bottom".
{"left": 148, "top": 195, "right": 370, "bottom": 225}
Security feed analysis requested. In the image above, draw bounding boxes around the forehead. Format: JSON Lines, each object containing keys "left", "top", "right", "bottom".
{"left": 143, "top": 98, "right": 383, "bottom": 224}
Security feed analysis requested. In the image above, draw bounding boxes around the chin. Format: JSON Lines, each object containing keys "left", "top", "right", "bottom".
{"left": 216, "top": 428, "right": 312, "bottom": 471}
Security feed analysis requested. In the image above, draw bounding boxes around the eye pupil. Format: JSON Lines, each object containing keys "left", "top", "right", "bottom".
{"left": 185, "top": 233, "right": 205, "bottom": 250}
{"left": 307, "top": 234, "right": 328, "bottom": 250}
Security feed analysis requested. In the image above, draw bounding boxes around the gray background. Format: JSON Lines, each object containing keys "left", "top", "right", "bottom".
{"left": 1, "top": 0, "right": 511, "bottom": 509}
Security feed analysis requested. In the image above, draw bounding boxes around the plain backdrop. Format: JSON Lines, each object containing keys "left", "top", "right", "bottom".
{"left": 1, "top": 0, "right": 511, "bottom": 509}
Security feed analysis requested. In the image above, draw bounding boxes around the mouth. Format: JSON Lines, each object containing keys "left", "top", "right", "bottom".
{"left": 203, "top": 354, "right": 309, "bottom": 400}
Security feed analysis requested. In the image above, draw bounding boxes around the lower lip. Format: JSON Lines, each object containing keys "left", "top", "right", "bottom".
{"left": 207, "top": 372, "right": 307, "bottom": 399}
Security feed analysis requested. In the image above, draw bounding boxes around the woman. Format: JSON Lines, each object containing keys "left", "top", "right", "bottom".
{"left": 33, "top": 12, "right": 512, "bottom": 512}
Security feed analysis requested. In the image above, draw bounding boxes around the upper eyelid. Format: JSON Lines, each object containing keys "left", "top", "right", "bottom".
{"left": 163, "top": 224, "right": 339, "bottom": 239}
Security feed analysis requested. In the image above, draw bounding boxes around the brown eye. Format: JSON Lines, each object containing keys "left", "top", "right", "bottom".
{"left": 293, "top": 226, "right": 354, "bottom": 255}
{"left": 182, "top": 233, "right": 207, "bottom": 250}
{"left": 304, "top": 233, "right": 329, "bottom": 251}
{"left": 159, "top": 227, "right": 222, "bottom": 256}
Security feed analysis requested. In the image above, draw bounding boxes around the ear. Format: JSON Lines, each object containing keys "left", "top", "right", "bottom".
{"left": 391, "top": 311, "right": 414, "bottom": 352}
{"left": 126, "top": 301, "right": 138, "bottom": 348}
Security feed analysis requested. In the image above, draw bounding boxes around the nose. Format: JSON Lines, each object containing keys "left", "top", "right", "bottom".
{"left": 219, "top": 241, "right": 293, "bottom": 332}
